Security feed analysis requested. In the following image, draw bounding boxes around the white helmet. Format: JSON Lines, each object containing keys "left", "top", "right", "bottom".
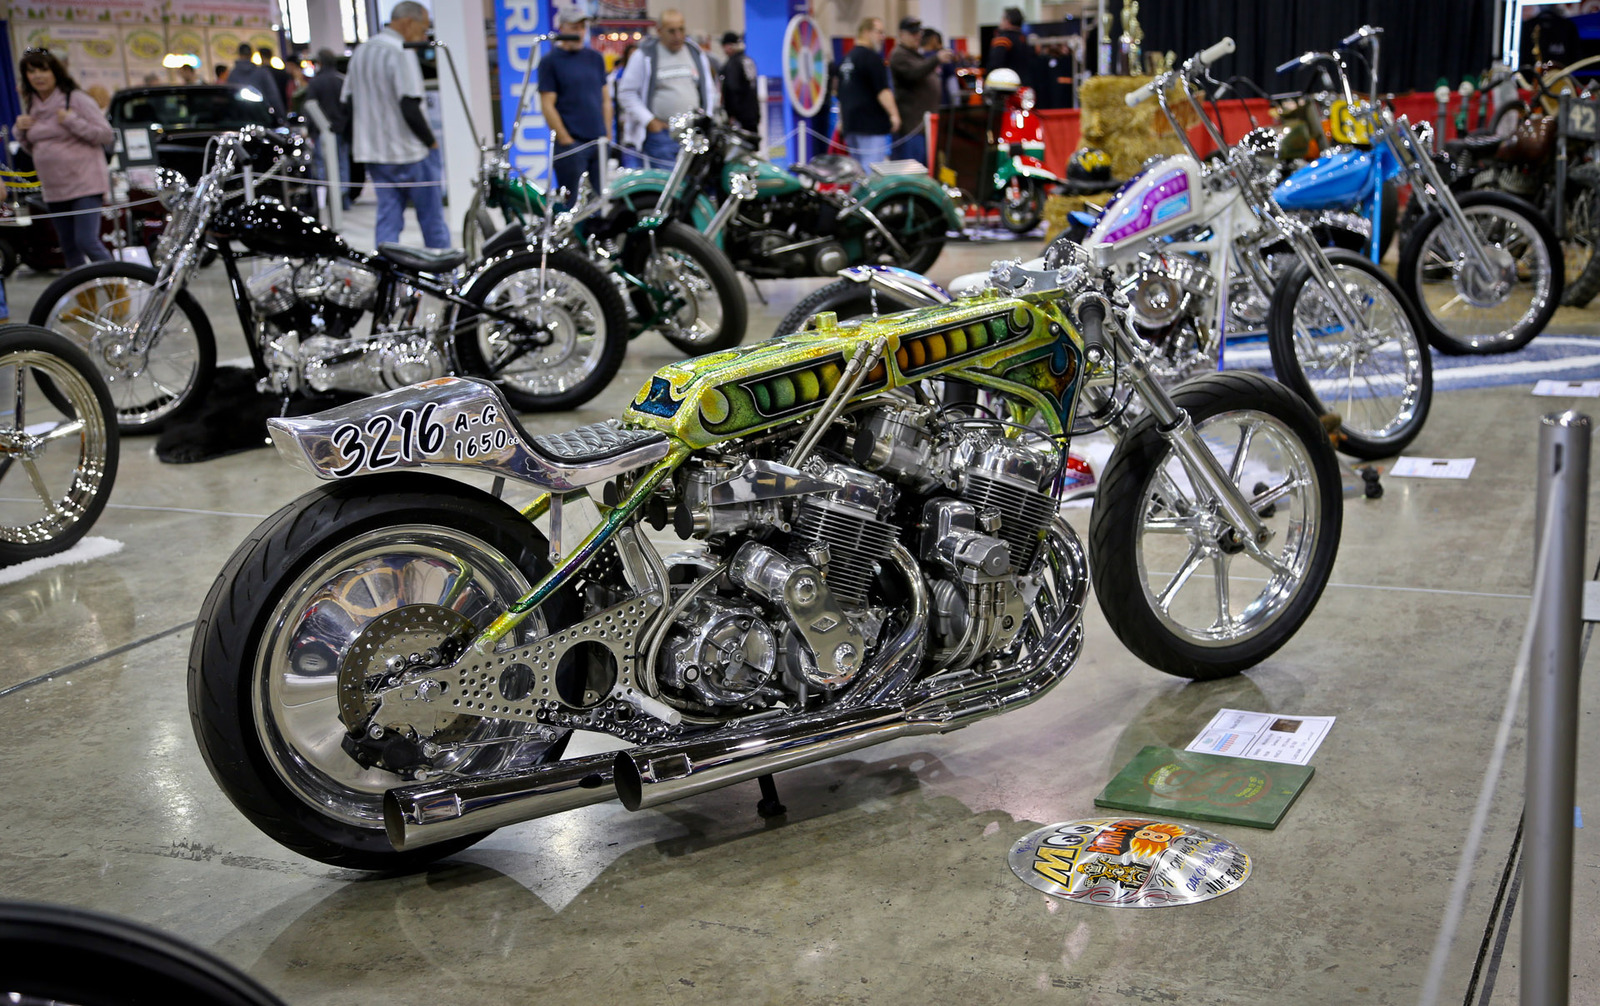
{"left": 984, "top": 68, "right": 1022, "bottom": 93}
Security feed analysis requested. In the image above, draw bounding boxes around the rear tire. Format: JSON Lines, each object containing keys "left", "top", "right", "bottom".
{"left": 1087, "top": 372, "right": 1342, "bottom": 679}
{"left": 187, "top": 474, "right": 566, "bottom": 871}
{"left": 1000, "top": 178, "right": 1044, "bottom": 234}
{"left": 455, "top": 249, "right": 628, "bottom": 412}
{"left": 772, "top": 279, "right": 929, "bottom": 338}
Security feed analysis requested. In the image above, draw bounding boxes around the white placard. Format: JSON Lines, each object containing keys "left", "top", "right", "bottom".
{"left": 1389, "top": 456, "right": 1477, "bottom": 479}
{"left": 1533, "top": 379, "right": 1600, "bottom": 398}
{"left": 121, "top": 128, "right": 153, "bottom": 163}
{"left": 1185, "top": 708, "right": 1335, "bottom": 766}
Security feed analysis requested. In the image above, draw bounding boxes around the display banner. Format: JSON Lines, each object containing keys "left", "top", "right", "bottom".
{"left": 495, "top": 0, "right": 555, "bottom": 187}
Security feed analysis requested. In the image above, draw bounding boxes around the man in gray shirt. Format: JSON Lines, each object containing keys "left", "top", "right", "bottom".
{"left": 617, "top": 9, "right": 718, "bottom": 169}
{"left": 341, "top": 0, "right": 448, "bottom": 249}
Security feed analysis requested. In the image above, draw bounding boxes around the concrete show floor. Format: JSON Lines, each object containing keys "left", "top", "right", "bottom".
{"left": 2, "top": 236, "right": 1598, "bottom": 1005}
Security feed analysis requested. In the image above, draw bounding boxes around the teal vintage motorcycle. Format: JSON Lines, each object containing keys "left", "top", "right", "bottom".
{"left": 609, "top": 113, "right": 963, "bottom": 277}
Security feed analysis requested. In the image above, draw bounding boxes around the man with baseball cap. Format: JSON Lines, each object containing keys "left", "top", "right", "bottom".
{"left": 540, "top": 3, "right": 611, "bottom": 199}
{"left": 719, "top": 31, "right": 759, "bottom": 133}
{"left": 889, "top": 15, "right": 949, "bottom": 164}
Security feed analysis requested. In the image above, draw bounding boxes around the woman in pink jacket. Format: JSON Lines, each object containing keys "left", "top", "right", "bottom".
{"left": 14, "top": 49, "right": 114, "bottom": 268}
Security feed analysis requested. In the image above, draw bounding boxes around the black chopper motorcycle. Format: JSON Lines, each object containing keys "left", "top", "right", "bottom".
{"left": 29, "top": 127, "right": 627, "bottom": 434}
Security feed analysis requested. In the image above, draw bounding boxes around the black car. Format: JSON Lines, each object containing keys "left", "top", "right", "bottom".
{"left": 109, "top": 85, "right": 310, "bottom": 185}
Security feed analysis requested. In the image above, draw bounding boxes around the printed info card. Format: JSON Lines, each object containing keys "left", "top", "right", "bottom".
{"left": 1185, "top": 708, "right": 1335, "bottom": 766}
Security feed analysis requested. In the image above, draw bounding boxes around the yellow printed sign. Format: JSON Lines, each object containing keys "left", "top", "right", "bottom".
{"left": 1327, "top": 99, "right": 1372, "bottom": 146}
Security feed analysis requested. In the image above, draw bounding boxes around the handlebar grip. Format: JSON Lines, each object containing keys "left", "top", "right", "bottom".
{"left": 1125, "top": 81, "right": 1156, "bottom": 107}
{"left": 1341, "top": 25, "right": 1381, "bottom": 46}
{"left": 1275, "top": 55, "right": 1306, "bottom": 74}
{"left": 1077, "top": 300, "right": 1109, "bottom": 358}
{"left": 1199, "top": 37, "right": 1235, "bottom": 67}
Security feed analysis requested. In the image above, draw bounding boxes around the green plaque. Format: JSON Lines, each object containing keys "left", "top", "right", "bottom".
{"left": 1093, "top": 745, "right": 1313, "bottom": 830}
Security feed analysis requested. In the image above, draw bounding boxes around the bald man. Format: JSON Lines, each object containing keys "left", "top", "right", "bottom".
{"left": 617, "top": 8, "right": 719, "bottom": 169}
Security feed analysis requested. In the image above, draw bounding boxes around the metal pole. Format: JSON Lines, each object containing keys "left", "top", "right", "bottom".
{"left": 1523, "top": 410, "right": 1590, "bottom": 1006}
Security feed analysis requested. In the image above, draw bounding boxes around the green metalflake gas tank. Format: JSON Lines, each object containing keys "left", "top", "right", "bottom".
{"left": 626, "top": 296, "right": 1084, "bottom": 449}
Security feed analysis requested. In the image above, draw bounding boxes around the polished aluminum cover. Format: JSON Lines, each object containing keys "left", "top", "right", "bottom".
{"left": 1008, "top": 818, "right": 1251, "bottom": 908}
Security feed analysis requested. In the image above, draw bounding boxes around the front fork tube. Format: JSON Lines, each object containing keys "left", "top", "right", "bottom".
{"left": 1109, "top": 320, "right": 1272, "bottom": 549}
{"left": 1389, "top": 120, "right": 1498, "bottom": 283}
{"left": 128, "top": 250, "right": 200, "bottom": 356}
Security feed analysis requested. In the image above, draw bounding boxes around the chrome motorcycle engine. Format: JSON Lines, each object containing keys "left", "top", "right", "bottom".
{"left": 246, "top": 257, "right": 446, "bottom": 395}
{"left": 1126, "top": 254, "right": 1216, "bottom": 329}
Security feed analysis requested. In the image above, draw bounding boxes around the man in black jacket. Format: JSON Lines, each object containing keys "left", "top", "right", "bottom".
{"left": 719, "top": 31, "right": 759, "bottom": 133}
{"left": 890, "top": 16, "right": 947, "bottom": 164}
{"left": 986, "top": 6, "right": 1035, "bottom": 81}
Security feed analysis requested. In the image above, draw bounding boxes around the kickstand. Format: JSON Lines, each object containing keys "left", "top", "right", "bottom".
{"left": 748, "top": 279, "right": 767, "bottom": 306}
{"left": 756, "top": 773, "right": 787, "bottom": 819}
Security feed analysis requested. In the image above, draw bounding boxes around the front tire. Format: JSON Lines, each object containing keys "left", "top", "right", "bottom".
{"left": 188, "top": 474, "right": 567, "bottom": 871}
{"left": 1397, "top": 189, "right": 1561, "bottom": 355}
{"left": 622, "top": 221, "right": 748, "bottom": 354}
{"left": 1268, "top": 248, "right": 1432, "bottom": 459}
{"left": 28, "top": 260, "right": 216, "bottom": 433}
{"left": 1087, "top": 372, "right": 1343, "bottom": 679}
{"left": 1000, "top": 178, "right": 1044, "bottom": 234}
{"left": 455, "top": 248, "right": 628, "bottom": 412}
{"left": 0, "top": 326, "right": 119, "bottom": 567}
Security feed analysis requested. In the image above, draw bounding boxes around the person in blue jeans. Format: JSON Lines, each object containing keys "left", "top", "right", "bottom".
{"left": 837, "top": 17, "right": 898, "bottom": 171}
{"left": 617, "top": 9, "right": 718, "bottom": 170}
{"left": 341, "top": 1, "right": 450, "bottom": 249}
{"left": 541, "top": 4, "right": 612, "bottom": 200}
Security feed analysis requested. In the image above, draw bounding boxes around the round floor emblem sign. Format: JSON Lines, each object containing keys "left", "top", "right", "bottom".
{"left": 1008, "top": 818, "right": 1251, "bottom": 907}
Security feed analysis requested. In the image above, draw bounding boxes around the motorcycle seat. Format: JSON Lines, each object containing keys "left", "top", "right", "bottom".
{"left": 528, "top": 420, "right": 669, "bottom": 469}
{"left": 791, "top": 155, "right": 866, "bottom": 187}
{"left": 1447, "top": 134, "right": 1504, "bottom": 154}
{"left": 377, "top": 243, "right": 468, "bottom": 273}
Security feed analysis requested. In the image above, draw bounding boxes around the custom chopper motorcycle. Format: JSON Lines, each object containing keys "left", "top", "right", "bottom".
{"left": 187, "top": 226, "right": 1344, "bottom": 870}
{"left": 29, "top": 128, "right": 627, "bottom": 433}
{"left": 1272, "top": 26, "right": 1562, "bottom": 356}
{"left": 608, "top": 113, "right": 962, "bottom": 278}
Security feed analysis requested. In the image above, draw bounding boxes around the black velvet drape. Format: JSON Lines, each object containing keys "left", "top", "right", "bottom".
{"left": 1130, "top": 1, "right": 1496, "bottom": 95}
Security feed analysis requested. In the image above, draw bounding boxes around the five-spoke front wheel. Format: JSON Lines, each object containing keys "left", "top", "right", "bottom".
{"left": 1088, "top": 372, "right": 1343, "bottom": 680}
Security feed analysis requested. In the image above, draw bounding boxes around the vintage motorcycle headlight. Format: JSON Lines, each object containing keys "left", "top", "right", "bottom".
{"left": 1018, "top": 86, "right": 1036, "bottom": 111}
{"left": 152, "top": 167, "right": 190, "bottom": 210}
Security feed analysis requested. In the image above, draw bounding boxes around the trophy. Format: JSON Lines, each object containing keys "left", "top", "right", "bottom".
{"left": 1122, "top": 0, "right": 1143, "bottom": 76}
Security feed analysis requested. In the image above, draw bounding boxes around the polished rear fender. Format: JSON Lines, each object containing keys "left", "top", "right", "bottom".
{"left": 267, "top": 376, "right": 671, "bottom": 491}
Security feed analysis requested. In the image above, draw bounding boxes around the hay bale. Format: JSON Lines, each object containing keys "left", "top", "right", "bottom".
{"left": 1078, "top": 75, "right": 1189, "bottom": 180}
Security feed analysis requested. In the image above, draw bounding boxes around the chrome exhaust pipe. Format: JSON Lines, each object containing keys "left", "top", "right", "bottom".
{"left": 386, "top": 520, "right": 1084, "bottom": 846}
{"left": 384, "top": 749, "right": 618, "bottom": 851}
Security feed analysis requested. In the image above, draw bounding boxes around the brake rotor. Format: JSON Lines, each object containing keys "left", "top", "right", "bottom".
{"left": 337, "top": 603, "right": 477, "bottom": 741}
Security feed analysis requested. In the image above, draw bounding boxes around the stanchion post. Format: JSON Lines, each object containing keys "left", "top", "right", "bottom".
{"left": 1524, "top": 411, "right": 1590, "bottom": 1006}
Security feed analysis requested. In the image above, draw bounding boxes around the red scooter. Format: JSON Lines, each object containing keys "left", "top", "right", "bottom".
{"left": 982, "top": 68, "right": 1065, "bottom": 233}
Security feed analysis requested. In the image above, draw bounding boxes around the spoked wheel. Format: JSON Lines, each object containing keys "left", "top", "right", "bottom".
{"left": 999, "top": 178, "right": 1044, "bottom": 234}
{"left": 1267, "top": 248, "right": 1432, "bottom": 460}
{"left": 622, "top": 221, "right": 748, "bottom": 354}
{"left": 867, "top": 194, "right": 948, "bottom": 273}
{"left": 188, "top": 474, "right": 572, "bottom": 870}
{"left": 1397, "top": 189, "right": 1561, "bottom": 355}
{"left": 0, "top": 326, "right": 118, "bottom": 567}
{"left": 28, "top": 261, "right": 215, "bottom": 433}
{"left": 1088, "top": 372, "right": 1343, "bottom": 680}
{"left": 455, "top": 248, "right": 628, "bottom": 411}
{"left": 0, "top": 902, "right": 287, "bottom": 1006}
